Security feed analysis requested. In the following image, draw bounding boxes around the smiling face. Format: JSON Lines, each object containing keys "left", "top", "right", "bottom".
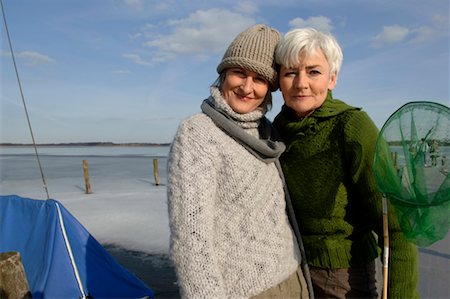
{"left": 221, "top": 67, "right": 269, "bottom": 114}
{"left": 279, "top": 49, "right": 337, "bottom": 118}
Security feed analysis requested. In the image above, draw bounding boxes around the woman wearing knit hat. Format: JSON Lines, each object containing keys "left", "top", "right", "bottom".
{"left": 273, "top": 27, "right": 419, "bottom": 299}
{"left": 167, "top": 24, "right": 312, "bottom": 299}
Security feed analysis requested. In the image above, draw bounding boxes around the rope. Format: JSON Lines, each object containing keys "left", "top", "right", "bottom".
{"left": 55, "top": 201, "right": 88, "bottom": 299}
{"left": 1, "top": 0, "right": 50, "bottom": 199}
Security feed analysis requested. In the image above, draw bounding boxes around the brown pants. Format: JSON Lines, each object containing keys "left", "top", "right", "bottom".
{"left": 251, "top": 266, "right": 310, "bottom": 299}
{"left": 309, "top": 261, "right": 378, "bottom": 299}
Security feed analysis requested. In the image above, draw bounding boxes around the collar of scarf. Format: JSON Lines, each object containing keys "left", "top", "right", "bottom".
{"left": 201, "top": 87, "right": 285, "bottom": 163}
{"left": 274, "top": 91, "right": 360, "bottom": 145}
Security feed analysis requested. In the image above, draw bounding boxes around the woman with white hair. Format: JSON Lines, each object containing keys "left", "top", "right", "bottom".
{"left": 273, "top": 27, "right": 419, "bottom": 299}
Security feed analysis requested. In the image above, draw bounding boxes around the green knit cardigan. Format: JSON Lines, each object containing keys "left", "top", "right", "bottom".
{"left": 273, "top": 92, "right": 420, "bottom": 299}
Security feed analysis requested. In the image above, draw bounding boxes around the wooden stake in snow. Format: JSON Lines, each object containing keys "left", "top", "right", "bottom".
{"left": 153, "top": 159, "right": 160, "bottom": 186}
{"left": 83, "top": 160, "right": 92, "bottom": 194}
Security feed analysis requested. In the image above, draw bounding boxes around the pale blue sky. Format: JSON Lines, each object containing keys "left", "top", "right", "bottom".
{"left": 1, "top": 0, "right": 449, "bottom": 143}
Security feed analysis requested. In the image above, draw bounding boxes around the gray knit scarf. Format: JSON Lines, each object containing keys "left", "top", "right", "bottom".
{"left": 201, "top": 97, "right": 285, "bottom": 164}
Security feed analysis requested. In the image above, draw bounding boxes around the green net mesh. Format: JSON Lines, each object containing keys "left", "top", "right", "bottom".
{"left": 373, "top": 101, "right": 450, "bottom": 247}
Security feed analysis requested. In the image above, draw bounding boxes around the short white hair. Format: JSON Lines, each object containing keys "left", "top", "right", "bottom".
{"left": 276, "top": 28, "right": 343, "bottom": 76}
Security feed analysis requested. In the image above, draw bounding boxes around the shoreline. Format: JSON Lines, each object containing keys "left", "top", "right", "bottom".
{"left": 0, "top": 142, "right": 171, "bottom": 147}
{"left": 103, "top": 244, "right": 180, "bottom": 299}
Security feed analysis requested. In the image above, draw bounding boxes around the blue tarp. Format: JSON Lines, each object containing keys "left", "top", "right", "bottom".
{"left": 0, "top": 195, "right": 154, "bottom": 298}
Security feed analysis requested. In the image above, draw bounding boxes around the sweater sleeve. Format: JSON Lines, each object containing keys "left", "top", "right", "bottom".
{"left": 343, "top": 111, "right": 420, "bottom": 299}
{"left": 167, "top": 117, "right": 227, "bottom": 299}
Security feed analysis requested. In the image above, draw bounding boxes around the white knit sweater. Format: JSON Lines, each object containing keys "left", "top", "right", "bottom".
{"left": 167, "top": 89, "right": 300, "bottom": 299}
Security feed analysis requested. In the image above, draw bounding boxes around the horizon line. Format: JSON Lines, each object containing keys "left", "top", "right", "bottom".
{"left": 0, "top": 142, "right": 171, "bottom": 147}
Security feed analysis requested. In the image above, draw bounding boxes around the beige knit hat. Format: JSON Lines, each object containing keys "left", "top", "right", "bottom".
{"left": 217, "top": 24, "right": 281, "bottom": 91}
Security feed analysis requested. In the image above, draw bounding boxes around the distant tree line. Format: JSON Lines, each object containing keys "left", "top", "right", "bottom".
{"left": 387, "top": 140, "right": 450, "bottom": 146}
{"left": 0, "top": 142, "right": 171, "bottom": 147}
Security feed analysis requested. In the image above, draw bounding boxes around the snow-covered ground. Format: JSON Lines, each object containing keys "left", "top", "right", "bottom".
{"left": 1, "top": 146, "right": 171, "bottom": 255}
{"left": 1, "top": 146, "right": 449, "bottom": 298}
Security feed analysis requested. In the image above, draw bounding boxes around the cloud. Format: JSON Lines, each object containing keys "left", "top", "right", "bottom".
{"left": 372, "top": 16, "right": 445, "bottom": 47}
{"left": 122, "top": 0, "right": 145, "bottom": 11}
{"left": 372, "top": 25, "right": 410, "bottom": 47}
{"left": 2, "top": 51, "right": 55, "bottom": 66}
{"left": 432, "top": 14, "right": 449, "bottom": 26}
{"left": 123, "top": 53, "right": 153, "bottom": 66}
{"left": 373, "top": 25, "right": 410, "bottom": 47}
{"left": 233, "top": 1, "right": 259, "bottom": 15}
{"left": 410, "top": 26, "right": 436, "bottom": 44}
{"left": 288, "top": 16, "right": 333, "bottom": 33}
{"left": 112, "top": 70, "right": 132, "bottom": 75}
{"left": 133, "top": 8, "right": 255, "bottom": 63}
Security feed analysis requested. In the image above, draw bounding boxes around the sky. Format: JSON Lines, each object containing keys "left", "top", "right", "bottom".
{"left": 1, "top": 0, "right": 449, "bottom": 144}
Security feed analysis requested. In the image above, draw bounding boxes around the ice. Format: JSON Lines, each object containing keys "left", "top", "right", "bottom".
{"left": 0, "top": 146, "right": 171, "bottom": 255}
{"left": 1, "top": 146, "right": 449, "bottom": 298}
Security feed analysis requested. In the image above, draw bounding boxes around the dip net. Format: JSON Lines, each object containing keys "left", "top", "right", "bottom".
{"left": 373, "top": 101, "right": 450, "bottom": 247}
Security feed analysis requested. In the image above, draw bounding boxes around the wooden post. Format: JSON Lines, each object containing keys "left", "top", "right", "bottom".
{"left": 391, "top": 151, "right": 397, "bottom": 168}
{"left": 381, "top": 196, "right": 389, "bottom": 299}
{"left": 0, "top": 252, "right": 32, "bottom": 299}
{"left": 82, "top": 159, "right": 92, "bottom": 194}
{"left": 153, "top": 158, "right": 160, "bottom": 186}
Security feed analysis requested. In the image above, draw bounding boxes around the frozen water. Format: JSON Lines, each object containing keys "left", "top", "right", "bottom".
{"left": 0, "top": 146, "right": 171, "bottom": 255}
{"left": 1, "top": 145, "right": 449, "bottom": 298}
